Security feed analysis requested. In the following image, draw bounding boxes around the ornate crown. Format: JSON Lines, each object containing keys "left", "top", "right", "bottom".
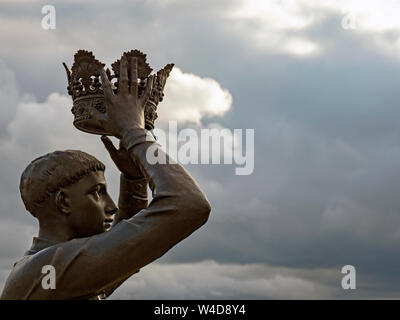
{"left": 63, "top": 49, "right": 174, "bottom": 135}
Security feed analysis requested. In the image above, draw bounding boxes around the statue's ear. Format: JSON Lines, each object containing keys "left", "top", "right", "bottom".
{"left": 55, "top": 190, "right": 71, "bottom": 216}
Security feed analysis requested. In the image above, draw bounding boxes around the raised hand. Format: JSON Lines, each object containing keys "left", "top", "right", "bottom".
{"left": 92, "top": 56, "right": 155, "bottom": 139}
{"left": 101, "top": 135, "right": 144, "bottom": 180}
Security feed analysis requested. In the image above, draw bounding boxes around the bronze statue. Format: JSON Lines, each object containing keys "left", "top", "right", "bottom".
{"left": 1, "top": 51, "right": 211, "bottom": 299}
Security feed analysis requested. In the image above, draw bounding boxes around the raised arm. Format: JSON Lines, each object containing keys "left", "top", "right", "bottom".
{"left": 48, "top": 56, "right": 211, "bottom": 299}
{"left": 94, "top": 54, "right": 212, "bottom": 255}
{"left": 100, "top": 136, "right": 148, "bottom": 224}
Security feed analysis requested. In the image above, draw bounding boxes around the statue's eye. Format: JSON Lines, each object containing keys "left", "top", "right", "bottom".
{"left": 92, "top": 187, "right": 101, "bottom": 200}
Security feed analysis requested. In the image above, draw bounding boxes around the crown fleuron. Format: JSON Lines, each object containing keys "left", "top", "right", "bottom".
{"left": 63, "top": 49, "right": 174, "bottom": 135}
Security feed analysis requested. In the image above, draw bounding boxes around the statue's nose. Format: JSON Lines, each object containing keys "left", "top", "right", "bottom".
{"left": 105, "top": 194, "right": 118, "bottom": 216}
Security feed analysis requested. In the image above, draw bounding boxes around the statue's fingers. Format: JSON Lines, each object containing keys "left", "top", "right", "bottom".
{"left": 129, "top": 57, "right": 138, "bottom": 96}
{"left": 119, "top": 56, "right": 129, "bottom": 95}
{"left": 142, "top": 75, "right": 154, "bottom": 107}
{"left": 101, "top": 135, "right": 119, "bottom": 159}
{"left": 100, "top": 68, "right": 114, "bottom": 100}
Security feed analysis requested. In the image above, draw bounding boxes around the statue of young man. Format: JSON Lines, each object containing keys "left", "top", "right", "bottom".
{"left": 1, "top": 56, "right": 211, "bottom": 299}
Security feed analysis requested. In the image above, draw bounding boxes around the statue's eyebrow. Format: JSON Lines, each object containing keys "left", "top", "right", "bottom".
{"left": 87, "top": 182, "right": 106, "bottom": 193}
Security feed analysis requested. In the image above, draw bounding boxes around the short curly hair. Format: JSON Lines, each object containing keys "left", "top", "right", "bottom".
{"left": 20, "top": 150, "right": 105, "bottom": 217}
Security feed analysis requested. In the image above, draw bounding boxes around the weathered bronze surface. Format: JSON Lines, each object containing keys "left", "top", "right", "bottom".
{"left": 0, "top": 51, "right": 210, "bottom": 300}
{"left": 63, "top": 50, "right": 174, "bottom": 134}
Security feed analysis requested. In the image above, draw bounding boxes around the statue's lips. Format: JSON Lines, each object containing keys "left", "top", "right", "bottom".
{"left": 104, "top": 218, "right": 114, "bottom": 227}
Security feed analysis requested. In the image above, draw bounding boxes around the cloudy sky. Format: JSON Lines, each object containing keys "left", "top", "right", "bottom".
{"left": 1, "top": 0, "right": 400, "bottom": 299}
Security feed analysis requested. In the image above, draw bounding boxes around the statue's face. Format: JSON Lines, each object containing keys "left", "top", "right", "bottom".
{"left": 62, "top": 170, "right": 117, "bottom": 238}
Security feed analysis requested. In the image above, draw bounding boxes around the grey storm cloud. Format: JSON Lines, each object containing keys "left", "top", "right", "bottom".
{"left": 1, "top": 0, "right": 400, "bottom": 298}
